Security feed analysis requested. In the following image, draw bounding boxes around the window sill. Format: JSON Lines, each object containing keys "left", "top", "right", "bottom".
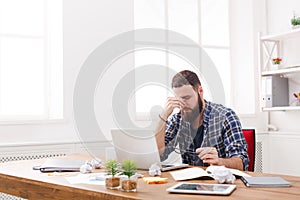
{"left": 0, "top": 118, "right": 66, "bottom": 125}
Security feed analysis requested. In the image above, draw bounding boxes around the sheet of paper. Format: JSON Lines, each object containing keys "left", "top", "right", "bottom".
{"left": 170, "top": 167, "right": 211, "bottom": 181}
{"left": 206, "top": 166, "right": 251, "bottom": 177}
{"left": 65, "top": 173, "right": 106, "bottom": 185}
{"left": 229, "top": 168, "right": 251, "bottom": 177}
{"left": 171, "top": 166, "right": 251, "bottom": 181}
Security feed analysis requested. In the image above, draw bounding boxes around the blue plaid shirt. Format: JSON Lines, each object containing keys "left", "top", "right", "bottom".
{"left": 161, "top": 101, "right": 249, "bottom": 170}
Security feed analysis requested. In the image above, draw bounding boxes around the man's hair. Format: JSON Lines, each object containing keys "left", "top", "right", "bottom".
{"left": 172, "top": 70, "right": 201, "bottom": 90}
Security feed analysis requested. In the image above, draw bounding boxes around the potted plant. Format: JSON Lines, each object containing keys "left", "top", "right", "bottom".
{"left": 120, "top": 159, "right": 138, "bottom": 192}
{"left": 105, "top": 159, "right": 121, "bottom": 189}
{"left": 271, "top": 57, "right": 282, "bottom": 69}
{"left": 291, "top": 13, "right": 300, "bottom": 29}
{"left": 272, "top": 57, "right": 282, "bottom": 65}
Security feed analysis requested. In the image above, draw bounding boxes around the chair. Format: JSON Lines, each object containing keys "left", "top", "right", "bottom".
{"left": 242, "top": 129, "right": 255, "bottom": 171}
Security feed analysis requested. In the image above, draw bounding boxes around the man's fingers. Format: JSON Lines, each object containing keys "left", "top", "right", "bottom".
{"left": 203, "top": 158, "right": 218, "bottom": 165}
{"left": 196, "top": 147, "right": 217, "bottom": 158}
{"left": 200, "top": 153, "right": 217, "bottom": 160}
{"left": 167, "top": 97, "right": 185, "bottom": 109}
{"left": 196, "top": 147, "right": 219, "bottom": 165}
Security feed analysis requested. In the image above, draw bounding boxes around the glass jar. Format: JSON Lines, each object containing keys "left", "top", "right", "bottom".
{"left": 120, "top": 176, "right": 137, "bottom": 192}
{"left": 105, "top": 176, "right": 120, "bottom": 189}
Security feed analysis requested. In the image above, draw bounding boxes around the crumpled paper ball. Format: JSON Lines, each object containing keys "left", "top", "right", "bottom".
{"left": 80, "top": 163, "right": 93, "bottom": 174}
{"left": 149, "top": 163, "right": 161, "bottom": 176}
{"left": 90, "top": 158, "right": 103, "bottom": 169}
{"left": 206, "top": 166, "right": 236, "bottom": 184}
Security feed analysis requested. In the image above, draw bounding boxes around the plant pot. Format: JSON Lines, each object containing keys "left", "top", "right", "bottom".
{"left": 121, "top": 177, "right": 137, "bottom": 192}
{"left": 292, "top": 24, "right": 300, "bottom": 29}
{"left": 105, "top": 176, "right": 120, "bottom": 189}
{"left": 271, "top": 63, "right": 280, "bottom": 70}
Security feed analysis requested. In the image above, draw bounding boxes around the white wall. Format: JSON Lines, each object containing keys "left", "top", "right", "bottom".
{"left": 229, "top": 0, "right": 267, "bottom": 132}
{"left": 228, "top": 0, "right": 300, "bottom": 176}
{"left": 0, "top": 0, "right": 133, "bottom": 149}
{"left": 254, "top": 0, "right": 300, "bottom": 176}
{"left": 266, "top": 0, "right": 300, "bottom": 176}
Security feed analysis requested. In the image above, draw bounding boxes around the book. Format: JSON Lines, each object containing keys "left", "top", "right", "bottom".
{"left": 170, "top": 166, "right": 251, "bottom": 181}
{"left": 241, "top": 176, "right": 291, "bottom": 187}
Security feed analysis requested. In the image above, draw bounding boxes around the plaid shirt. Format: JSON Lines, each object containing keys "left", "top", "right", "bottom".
{"left": 161, "top": 101, "right": 249, "bottom": 170}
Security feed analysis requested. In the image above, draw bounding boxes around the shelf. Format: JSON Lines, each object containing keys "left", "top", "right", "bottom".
{"left": 262, "top": 106, "right": 300, "bottom": 111}
{"left": 260, "top": 28, "right": 300, "bottom": 41}
{"left": 261, "top": 66, "right": 300, "bottom": 76}
{"left": 259, "top": 29, "right": 300, "bottom": 112}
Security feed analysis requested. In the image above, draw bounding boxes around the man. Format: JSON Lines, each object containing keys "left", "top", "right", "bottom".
{"left": 155, "top": 70, "right": 249, "bottom": 171}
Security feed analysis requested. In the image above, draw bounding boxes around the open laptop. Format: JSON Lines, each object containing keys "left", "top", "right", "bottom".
{"left": 110, "top": 129, "right": 188, "bottom": 171}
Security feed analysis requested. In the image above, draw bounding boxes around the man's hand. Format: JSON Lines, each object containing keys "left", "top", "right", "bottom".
{"left": 161, "top": 97, "right": 185, "bottom": 119}
{"left": 156, "top": 97, "right": 184, "bottom": 155}
{"left": 196, "top": 147, "right": 221, "bottom": 165}
{"left": 196, "top": 147, "right": 244, "bottom": 170}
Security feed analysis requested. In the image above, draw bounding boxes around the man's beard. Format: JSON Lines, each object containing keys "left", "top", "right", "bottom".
{"left": 182, "top": 93, "right": 203, "bottom": 123}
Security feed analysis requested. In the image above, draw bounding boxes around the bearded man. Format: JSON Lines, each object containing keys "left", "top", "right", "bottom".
{"left": 155, "top": 70, "right": 249, "bottom": 171}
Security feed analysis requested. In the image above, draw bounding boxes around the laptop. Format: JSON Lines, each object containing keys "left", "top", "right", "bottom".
{"left": 110, "top": 129, "right": 188, "bottom": 171}
{"left": 33, "top": 159, "right": 87, "bottom": 173}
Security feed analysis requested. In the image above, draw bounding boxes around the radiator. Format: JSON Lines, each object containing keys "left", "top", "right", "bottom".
{"left": 0, "top": 193, "right": 25, "bottom": 200}
{"left": 0, "top": 153, "right": 66, "bottom": 163}
{"left": 254, "top": 141, "right": 263, "bottom": 172}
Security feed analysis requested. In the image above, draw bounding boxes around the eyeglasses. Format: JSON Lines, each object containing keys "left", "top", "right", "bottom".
{"left": 173, "top": 146, "right": 198, "bottom": 156}
{"left": 172, "top": 124, "right": 198, "bottom": 156}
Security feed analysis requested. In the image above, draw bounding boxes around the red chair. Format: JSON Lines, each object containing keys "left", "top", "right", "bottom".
{"left": 242, "top": 129, "right": 255, "bottom": 171}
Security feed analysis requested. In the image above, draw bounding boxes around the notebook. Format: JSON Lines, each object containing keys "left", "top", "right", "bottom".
{"left": 111, "top": 129, "right": 188, "bottom": 171}
{"left": 241, "top": 176, "right": 291, "bottom": 187}
{"left": 34, "top": 159, "right": 87, "bottom": 173}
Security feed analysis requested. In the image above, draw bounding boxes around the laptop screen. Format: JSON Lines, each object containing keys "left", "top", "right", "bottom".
{"left": 110, "top": 129, "right": 161, "bottom": 169}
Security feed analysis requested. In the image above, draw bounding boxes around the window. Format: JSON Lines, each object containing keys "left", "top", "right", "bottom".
{"left": 134, "top": 0, "right": 231, "bottom": 117}
{"left": 0, "top": 0, "right": 63, "bottom": 121}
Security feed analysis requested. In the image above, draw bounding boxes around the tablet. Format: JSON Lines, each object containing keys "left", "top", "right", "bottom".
{"left": 166, "top": 182, "right": 236, "bottom": 195}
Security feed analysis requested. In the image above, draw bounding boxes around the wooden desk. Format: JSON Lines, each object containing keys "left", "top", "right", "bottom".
{"left": 0, "top": 155, "right": 299, "bottom": 200}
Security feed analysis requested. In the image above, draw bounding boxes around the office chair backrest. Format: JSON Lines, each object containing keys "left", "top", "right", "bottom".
{"left": 242, "top": 129, "right": 255, "bottom": 171}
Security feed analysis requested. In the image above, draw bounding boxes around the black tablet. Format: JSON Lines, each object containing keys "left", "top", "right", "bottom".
{"left": 166, "top": 182, "right": 236, "bottom": 195}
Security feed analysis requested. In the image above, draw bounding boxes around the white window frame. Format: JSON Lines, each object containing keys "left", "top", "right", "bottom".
{"left": 0, "top": 0, "right": 63, "bottom": 123}
{"left": 134, "top": 0, "right": 234, "bottom": 120}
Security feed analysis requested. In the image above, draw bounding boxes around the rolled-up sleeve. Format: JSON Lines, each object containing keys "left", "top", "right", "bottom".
{"left": 223, "top": 110, "right": 249, "bottom": 171}
{"left": 160, "top": 114, "right": 180, "bottom": 161}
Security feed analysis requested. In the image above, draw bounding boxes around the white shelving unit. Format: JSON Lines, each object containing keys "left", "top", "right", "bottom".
{"left": 259, "top": 29, "right": 300, "bottom": 111}
{"left": 261, "top": 66, "right": 300, "bottom": 76}
{"left": 262, "top": 106, "right": 300, "bottom": 111}
{"left": 260, "top": 28, "right": 300, "bottom": 41}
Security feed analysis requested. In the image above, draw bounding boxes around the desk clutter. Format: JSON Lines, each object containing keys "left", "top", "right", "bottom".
{"left": 32, "top": 157, "right": 292, "bottom": 196}
{"left": 170, "top": 166, "right": 250, "bottom": 183}
{"left": 33, "top": 157, "right": 103, "bottom": 173}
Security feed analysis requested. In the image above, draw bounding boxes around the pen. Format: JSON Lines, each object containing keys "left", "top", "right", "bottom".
{"left": 293, "top": 93, "right": 298, "bottom": 98}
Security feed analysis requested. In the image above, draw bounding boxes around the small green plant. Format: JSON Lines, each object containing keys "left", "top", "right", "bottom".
{"left": 121, "top": 159, "right": 137, "bottom": 178}
{"left": 105, "top": 159, "right": 120, "bottom": 177}
{"left": 291, "top": 13, "right": 300, "bottom": 26}
{"left": 105, "top": 159, "right": 121, "bottom": 189}
{"left": 121, "top": 159, "right": 138, "bottom": 192}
